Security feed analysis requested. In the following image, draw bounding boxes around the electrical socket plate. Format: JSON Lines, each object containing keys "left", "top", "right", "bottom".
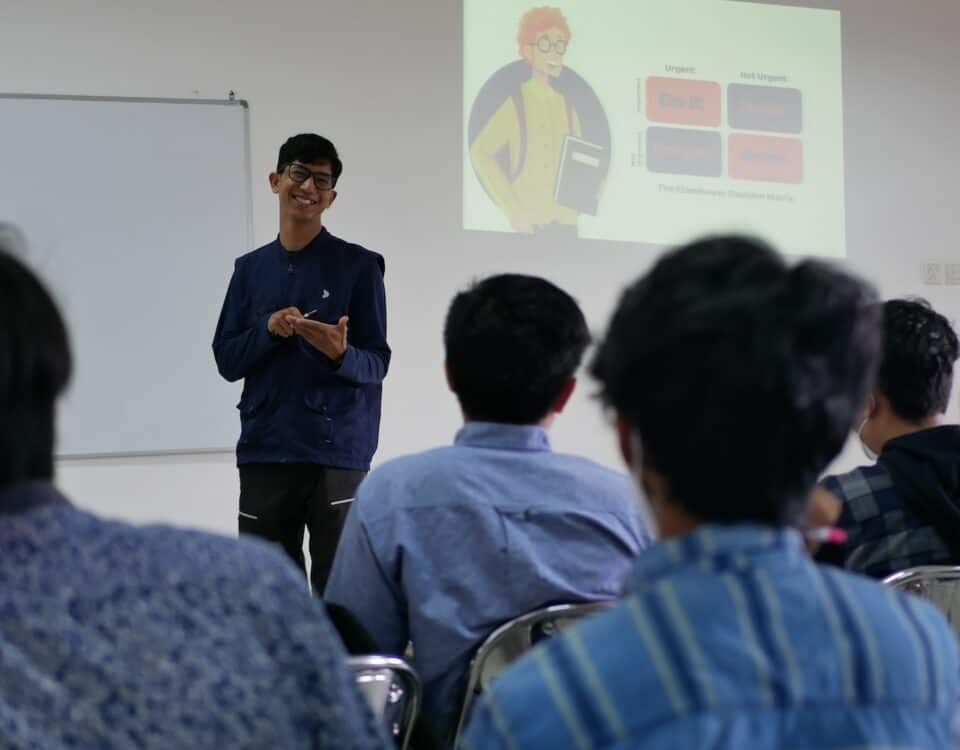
{"left": 945, "top": 263, "right": 960, "bottom": 286}
{"left": 923, "top": 262, "right": 943, "bottom": 285}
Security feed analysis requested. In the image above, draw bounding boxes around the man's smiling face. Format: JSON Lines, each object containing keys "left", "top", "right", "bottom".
{"left": 270, "top": 161, "right": 337, "bottom": 223}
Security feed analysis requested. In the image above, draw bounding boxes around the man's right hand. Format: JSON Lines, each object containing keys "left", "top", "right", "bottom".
{"left": 267, "top": 307, "right": 302, "bottom": 338}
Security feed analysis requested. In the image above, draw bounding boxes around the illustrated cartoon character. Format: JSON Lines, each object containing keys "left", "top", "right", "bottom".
{"left": 470, "top": 7, "right": 582, "bottom": 236}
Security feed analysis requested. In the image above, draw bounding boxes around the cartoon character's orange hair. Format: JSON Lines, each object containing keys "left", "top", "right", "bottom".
{"left": 516, "top": 7, "right": 571, "bottom": 57}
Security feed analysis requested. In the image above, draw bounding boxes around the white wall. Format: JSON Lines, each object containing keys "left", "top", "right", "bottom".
{"left": 1, "top": 0, "right": 468, "bottom": 531}
{"left": 0, "top": 0, "right": 957, "bottom": 533}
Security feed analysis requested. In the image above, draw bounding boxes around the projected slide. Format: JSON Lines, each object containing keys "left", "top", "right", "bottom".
{"left": 463, "top": 0, "right": 845, "bottom": 257}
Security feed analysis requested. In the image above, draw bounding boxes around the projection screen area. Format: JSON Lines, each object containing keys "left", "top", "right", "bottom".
{"left": 456, "top": 0, "right": 958, "bottom": 472}
{"left": 464, "top": 0, "right": 845, "bottom": 258}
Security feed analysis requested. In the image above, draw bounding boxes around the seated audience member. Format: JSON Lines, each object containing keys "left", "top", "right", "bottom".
{"left": 325, "top": 274, "right": 650, "bottom": 742}
{"left": 815, "top": 298, "right": 960, "bottom": 578}
{"left": 0, "top": 240, "right": 388, "bottom": 748}
{"left": 464, "top": 237, "right": 959, "bottom": 749}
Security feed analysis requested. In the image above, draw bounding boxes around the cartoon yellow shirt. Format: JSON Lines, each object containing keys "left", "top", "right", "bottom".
{"left": 471, "top": 77, "right": 582, "bottom": 228}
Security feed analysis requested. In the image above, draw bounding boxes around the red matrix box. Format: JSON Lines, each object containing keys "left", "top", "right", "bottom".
{"left": 728, "top": 134, "right": 803, "bottom": 184}
{"left": 646, "top": 77, "right": 722, "bottom": 127}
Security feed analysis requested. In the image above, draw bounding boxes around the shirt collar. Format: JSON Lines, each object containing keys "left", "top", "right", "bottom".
{"left": 627, "top": 523, "right": 806, "bottom": 591}
{"left": 275, "top": 226, "right": 329, "bottom": 259}
{"left": 454, "top": 422, "right": 552, "bottom": 453}
{"left": 0, "top": 481, "right": 69, "bottom": 517}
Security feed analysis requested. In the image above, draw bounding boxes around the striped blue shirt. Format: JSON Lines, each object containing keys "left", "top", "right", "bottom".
{"left": 464, "top": 524, "right": 959, "bottom": 750}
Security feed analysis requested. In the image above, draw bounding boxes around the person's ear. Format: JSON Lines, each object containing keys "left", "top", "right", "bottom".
{"left": 521, "top": 44, "right": 534, "bottom": 63}
{"left": 269, "top": 172, "right": 280, "bottom": 194}
{"left": 444, "top": 361, "right": 454, "bottom": 392}
{"left": 550, "top": 379, "right": 576, "bottom": 414}
{"left": 326, "top": 190, "right": 338, "bottom": 208}
{"left": 870, "top": 391, "right": 886, "bottom": 418}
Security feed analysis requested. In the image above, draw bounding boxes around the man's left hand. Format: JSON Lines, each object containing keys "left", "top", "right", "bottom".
{"left": 292, "top": 315, "right": 349, "bottom": 362}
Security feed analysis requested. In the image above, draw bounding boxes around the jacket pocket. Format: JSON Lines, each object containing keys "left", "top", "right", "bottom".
{"left": 303, "top": 391, "right": 334, "bottom": 446}
{"left": 237, "top": 391, "right": 271, "bottom": 447}
{"left": 237, "top": 390, "right": 268, "bottom": 417}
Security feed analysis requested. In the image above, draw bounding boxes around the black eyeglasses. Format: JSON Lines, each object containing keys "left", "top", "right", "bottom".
{"left": 536, "top": 37, "right": 567, "bottom": 54}
{"left": 285, "top": 163, "right": 335, "bottom": 191}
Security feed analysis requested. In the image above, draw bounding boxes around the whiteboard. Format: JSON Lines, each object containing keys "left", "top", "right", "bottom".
{"left": 0, "top": 95, "right": 251, "bottom": 456}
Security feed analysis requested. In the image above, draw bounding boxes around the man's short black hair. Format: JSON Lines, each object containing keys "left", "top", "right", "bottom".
{"left": 276, "top": 134, "right": 343, "bottom": 184}
{"left": 0, "top": 233, "right": 72, "bottom": 489}
{"left": 878, "top": 298, "right": 958, "bottom": 421}
{"left": 592, "top": 236, "right": 881, "bottom": 526}
{"left": 444, "top": 274, "right": 590, "bottom": 424}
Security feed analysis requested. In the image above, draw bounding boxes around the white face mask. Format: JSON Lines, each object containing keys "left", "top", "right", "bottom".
{"left": 857, "top": 410, "right": 878, "bottom": 462}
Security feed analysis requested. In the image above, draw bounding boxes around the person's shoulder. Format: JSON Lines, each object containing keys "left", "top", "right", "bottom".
{"left": 235, "top": 240, "right": 277, "bottom": 265}
{"left": 821, "top": 564, "right": 958, "bottom": 658}
{"left": 552, "top": 453, "right": 636, "bottom": 501}
{"left": 90, "top": 511, "right": 308, "bottom": 599}
{"left": 325, "top": 232, "right": 385, "bottom": 275}
{"left": 822, "top": 462, "right": 891, "bottom": 501}
{"left": 232, "top": 241, "right": 279, "bottom": 279}
{"left": 357, "top": 446, "right": 461, "bottom": 511}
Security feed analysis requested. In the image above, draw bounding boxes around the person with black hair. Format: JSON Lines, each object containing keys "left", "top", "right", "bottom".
{"left": 465, "top": 237, "right": 958, "bottom": 750}
{"left": 325, "top": 274, "right": 648, "bottom": 743}
{"left": 213, "top": 134, "right": 390, "bottom": 594}
{"left": 815, "top": 298, "right": 960, "bottom": 578}
{"left": 0, "top": 233, "right": 389, "bottom": 748}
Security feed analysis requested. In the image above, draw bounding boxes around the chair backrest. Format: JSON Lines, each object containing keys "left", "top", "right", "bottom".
{"left": 883, "top": 565, "right": 960, "bottom": 638}
{"left": 348, "top": 655, "right": 421, "bottom": 750}
{"left": 452, "top": 601, "right": 613, "bottom": 748}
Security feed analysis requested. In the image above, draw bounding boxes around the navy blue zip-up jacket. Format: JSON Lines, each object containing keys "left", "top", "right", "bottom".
{"left": 213, "top": 228, "right": 390, "bottom": 469}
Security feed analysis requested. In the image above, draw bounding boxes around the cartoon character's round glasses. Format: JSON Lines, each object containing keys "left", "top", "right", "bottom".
{"left": 536, "top": 37, "right": 567, "bottom": 55}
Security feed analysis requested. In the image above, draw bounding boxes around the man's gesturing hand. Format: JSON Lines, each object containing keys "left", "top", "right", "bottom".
{"left": 292, "top": 315, "right": 349, "bottom": 361}
{"left": 267, "top": 307, "right": 302, "bottom": 338}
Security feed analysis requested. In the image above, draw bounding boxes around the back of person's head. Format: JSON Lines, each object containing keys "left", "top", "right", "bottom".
{"left": 0, "top": 231, "right": 72, "bottom": 489}
{"left": 877, "top": 298, "right": 958, "bottom": 422}
{"left": 444, "top": 274, "right": 590, "bottom": 424}
{"left": 276, "top": 133, "right": 343, "bottom": 184}
{"left": 592, "top": 236, "right": 881, "bottom": 526}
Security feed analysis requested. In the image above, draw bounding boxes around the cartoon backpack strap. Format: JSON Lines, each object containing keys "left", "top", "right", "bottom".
{"left": 511, "top": 90, "right": 526, "bottom": 181}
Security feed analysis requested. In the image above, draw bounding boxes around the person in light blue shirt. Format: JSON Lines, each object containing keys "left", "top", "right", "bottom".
{"left": 464, "top": 236, "right": 960, "bottom": 750}
{"left": 325, "top": 274, "right": 650, "bottom": 743}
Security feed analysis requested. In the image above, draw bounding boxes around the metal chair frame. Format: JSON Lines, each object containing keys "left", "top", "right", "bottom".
{"left": 451, "top": 601, "right": 613, "bottom": 748}
{"left": 348, "top": 654, "right": 421, "bottom": 750}
{"left": 882, "top": 565, "right": 960, "bottom": 639}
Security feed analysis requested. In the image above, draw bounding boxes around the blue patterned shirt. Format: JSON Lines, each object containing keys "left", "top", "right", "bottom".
{"left": 0, "top": 482, "right": 389, "bottom": 749}
{"left": 464, "top": 524, "right": 959, "bottom": 750}
{"left": 325, "top": 422, "right": 649, "bottom": 739}
{"left": 824, "top": 463, "right": 953, "bottom": 578}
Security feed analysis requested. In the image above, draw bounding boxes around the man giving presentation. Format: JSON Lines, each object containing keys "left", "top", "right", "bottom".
{"left": 213, "top": 133, "right": 390, "bottom": 593}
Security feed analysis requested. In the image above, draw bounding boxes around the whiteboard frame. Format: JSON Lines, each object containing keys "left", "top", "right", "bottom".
{"left": 0, "top": 94, "right": 253, "bottom": 460}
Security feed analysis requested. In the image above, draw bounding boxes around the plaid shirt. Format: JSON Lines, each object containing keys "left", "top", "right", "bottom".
{"left": 824, "top": 463, "right": 953, "bottom": 579}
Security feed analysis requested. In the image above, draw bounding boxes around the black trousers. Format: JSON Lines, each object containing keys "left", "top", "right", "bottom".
{"left": 238, "top": 463, "right": 366, "bottom": 594}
